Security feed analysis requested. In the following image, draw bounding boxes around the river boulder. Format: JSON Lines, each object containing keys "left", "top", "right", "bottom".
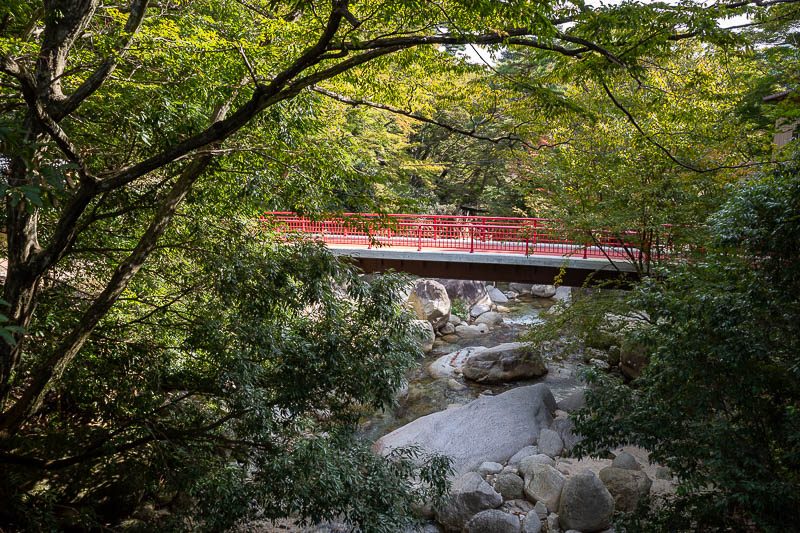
{"left": 374, "top": 384, "right": 556, "bottom": 477}
{"left": 522, "top": 463, "right": 566, "bottom": 511}
{"left": 437, "top": 279, "right": 492, "bottom": 307}
{"left": 463, "top": 509, "right": 521, "bottom": 533}
{"left": 598, "top": 466, "right": 652, "bottom": 512}
{"left": 408, "top": 279, "right": 451, "bottom": 329}
{"left": 436, "top": 472, "right": 502, "bottom": 532}
{"left": 558, "top": 471, "right": 614, "bottom": 532}
{"left": 462, "top": 342, "right": 547, "bottom": 384}
{"left": 487, "top": 285, "right": 509, "bottom": 304}
{"left": 531, "top": 285, "right": 557, "bottom": 298}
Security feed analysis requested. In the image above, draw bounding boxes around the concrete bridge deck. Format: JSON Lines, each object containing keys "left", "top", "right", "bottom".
{"left": 329, "top": 245, "right": 639, "bottom": 286}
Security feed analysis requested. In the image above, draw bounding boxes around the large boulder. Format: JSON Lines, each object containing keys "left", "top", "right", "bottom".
{"left": 375, "top": 384, "right": 556, "bottom": 477}
{"left": 558, "top": 471, "right": 614, "bottom": 532}
{"left": 437, "top": 472, "right": 503, "bottom": 532}
{"left": 522, "top": 463, "right": 566, "bottom": 511}
{"left": 531, "top": 285, "right": 557, "bottom": 298}
{"left": 487, "top": 285, "right": 509, "bottom": 304}
{"left": 408, "top": 279, "right": 451, "bottom": 329}
{"left": 599, "top": 466, "right": 652, "bottom": 512}
{"left": 463, "top": 509, "right": 521, "bottom": 533}
{"left": 428, "top": 346, "right": 486, "bottom": 379}
{"left": 463, "top": 342, "right": 547, "bottom": 384}
{"left": 437, "top": 279, "right": 492, "bottom": 307}
{"left": 412, "top": 319, "right": 435, "bottom": 352}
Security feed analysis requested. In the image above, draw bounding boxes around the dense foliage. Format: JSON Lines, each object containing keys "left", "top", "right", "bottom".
{"left": 569, "top": 155, "right": 800, "bottom": 532}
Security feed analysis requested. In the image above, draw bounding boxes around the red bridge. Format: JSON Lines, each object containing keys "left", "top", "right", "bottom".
{"left": 262, "top": 212, "right": 645, "bottom": 285}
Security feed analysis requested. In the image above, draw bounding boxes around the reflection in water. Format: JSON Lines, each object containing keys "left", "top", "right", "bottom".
{"left": 358, "top": 295, "right": 587, "bottom": 442}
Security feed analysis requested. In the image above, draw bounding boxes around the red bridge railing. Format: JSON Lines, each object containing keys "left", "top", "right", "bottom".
{"left": 261, "top": 212, "right": 648, "bottom": 260}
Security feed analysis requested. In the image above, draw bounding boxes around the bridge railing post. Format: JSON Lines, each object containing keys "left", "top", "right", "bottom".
{"left": 417, "top": 224, "right": 422, "bottom": 251}
{"left": 470, "top": 225, "right": 474, "bottom": 253}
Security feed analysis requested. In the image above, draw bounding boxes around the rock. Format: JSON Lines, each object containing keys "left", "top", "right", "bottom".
{"left": 375, "top": 384, "right": 556, "bottom": 477}
{"left": 437, "top": 472, "right": 503, "bottom": 532}
{"left": 533, "top": 500, "right": 548, "bottom": 519}
{"left": 599, "top": 466, "right": 652, "bottom": 512}
{"left": 439, "top": 322, "right": 455, "bottom": 335}
{"left": 538, "top": 428, "right": 564, "bottom": 458}
{"left": 437, "top": 279, "right": 491, "bottom": 307}
{"left": 518, "top": 454, "right": 556, "bottom": 479}
{"left": 447, "top": 378, "right": 467, "bottom": 392}
{"left": 508, "top": 445, "right": 539, "bottom": 467}
{"left": 478, "top": 461, "right": 504, "bottom": 476}
{"left": 442, "top": 334, "right": 459, "bottom": 343}
{"left": 556, "top": 390, "right": 586, "bottom": 413}
{"left": 455, "top": 323, "right": 490, "bottom": 339}
{"left": 487, "top": 285, "right": 509, "bottom": 303}
{"left": 475, "top": 311, "right": 503, "bottom": 327}
{"left": 408, "top": 279, "right": 451, "bottom": 329}
{"left": 470, "top": 303, "right": 492, "bottom": 317}
{"left": 547, "top": 513, "right": 561, "bottom": 533}
{"left": 550, "top": 418, "right": 582, "bottom": 453}
{"left": 505, "top": 290, "right": 519, "bottom": 299}
{"left": 531, "top": 285, "right": 557, "bottom": 298}
{"left": 620, "top": 340, "right": 650, "bottom": 379}
{"left": 493, "top": 472, "right": 524, "bottom": 501}
{"left": 523, "top": 464, "right": 566, "bottom": 511}
{"left": 428, "top": 346, "right": 486, "bottom": 379}
{"left": 509, "top": 282, "right": 533, "bottom": 294}
{"left": 522, "top": 513, "right": 543, "bottom": 533}
{"left": 449, "top": 315, "right": 462, "bottom": 326}
{"left": 463, "top": 342, "right": 547, "bottom": 384}
{"left": 558, "top": 471, "right": 614, "bottom": 532}
{"left": 655, "top": 466, "right": 672, "bottom": 480}
{"left": 497, "top": 305, "right": 511, "bottom": 313}
{"left": 611, "top": 451, "right": 640, "bottom": 471}
{"left": 502, "top": 499, "right": 534, "bottom": 515}
{"left": 463, "top": 509, "right": 521, "bottom": 533}
{"left": 412, "top": 319, "right": 435, "bottom": 352}
{"left": 590, "top": 358, "right": 610, "bottom": 370}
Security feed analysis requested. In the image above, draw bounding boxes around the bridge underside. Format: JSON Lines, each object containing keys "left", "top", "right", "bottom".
{"left": 330, "top": 247, "right": 639, "bottom": 287}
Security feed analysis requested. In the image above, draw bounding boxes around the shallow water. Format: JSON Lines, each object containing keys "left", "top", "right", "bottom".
{"left": 358, "top": 294, "right": 587, "bottom": 442}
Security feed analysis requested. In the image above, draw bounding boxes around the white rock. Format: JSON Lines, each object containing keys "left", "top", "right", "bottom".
{"left": 487, "top": 285, "right": 509, "bottom": 303}
{"left": 456, "top": 323, "right": 489, "bottom": 338}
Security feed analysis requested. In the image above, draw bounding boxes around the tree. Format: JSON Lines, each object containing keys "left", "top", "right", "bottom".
{"left": 0, "top": 0, "right": 792, "bottom": 529}
{"left": 569, "top": 152, "right": 800, "bottom": 532}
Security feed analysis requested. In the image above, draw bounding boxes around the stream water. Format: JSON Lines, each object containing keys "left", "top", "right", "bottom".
{"left": 358, "top": 289, "right": 587, "bottom": 442}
